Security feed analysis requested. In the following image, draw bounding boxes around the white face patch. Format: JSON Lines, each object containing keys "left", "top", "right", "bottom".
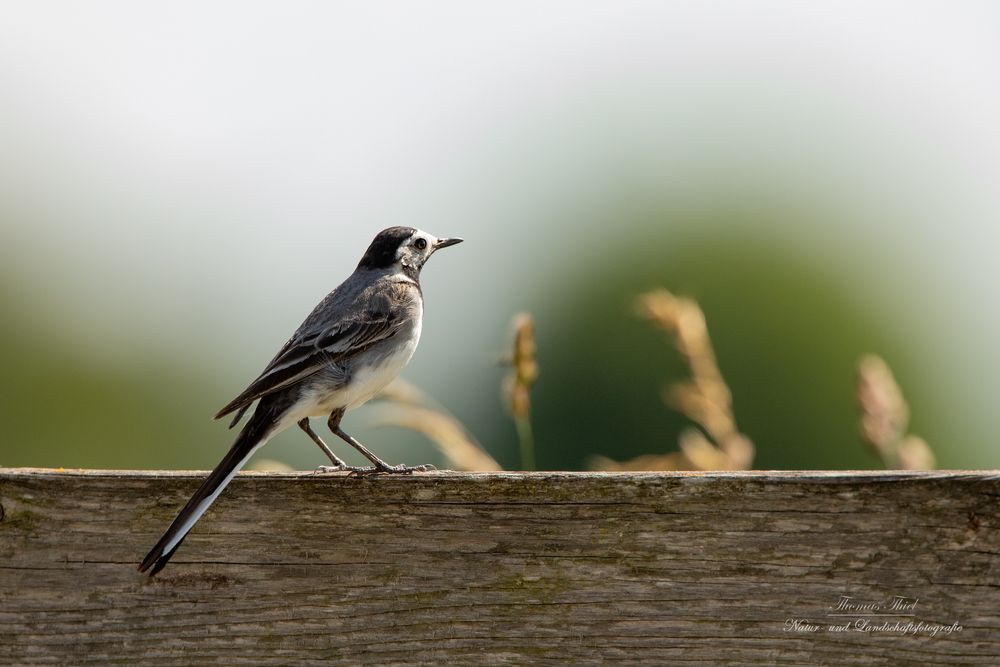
{"left": 395, "top": 229, "right": 438, "bottom": 264}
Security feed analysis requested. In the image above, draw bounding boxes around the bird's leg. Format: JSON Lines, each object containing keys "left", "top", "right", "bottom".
{"left": 326, "top": 408, "right": 436, "bottom": 476}
{"left": 298, "top": 418, "right": 350, "bottom": 472}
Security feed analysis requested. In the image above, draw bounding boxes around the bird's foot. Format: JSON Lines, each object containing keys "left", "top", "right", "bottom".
{"left": 348, "top": 462, "right": 437, "bottom": 477}
{"left": 314, "top": 463, "right": 351, "bottom": 474}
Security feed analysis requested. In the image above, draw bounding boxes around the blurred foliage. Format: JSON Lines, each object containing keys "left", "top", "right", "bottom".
{"left": 503, "top": 222, "right": 949, "bottom": 471}
{"left": 0, "top": 278, "right": 221, "bottom": 469}
{"left": 0, "top": 217, "right": 980, "bottom": 471}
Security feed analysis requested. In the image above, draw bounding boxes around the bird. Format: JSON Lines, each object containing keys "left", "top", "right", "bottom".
{"left": 138, "top": 226, "right": 463, "bottom": 576}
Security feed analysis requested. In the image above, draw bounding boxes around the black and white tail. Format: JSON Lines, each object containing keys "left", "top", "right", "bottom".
{"left": 138, "top": 405, "right": 277, "bottom": 576}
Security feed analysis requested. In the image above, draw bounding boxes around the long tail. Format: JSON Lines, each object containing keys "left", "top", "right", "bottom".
{"left": 138, "top": 405, "right": 278, "bottom": 576}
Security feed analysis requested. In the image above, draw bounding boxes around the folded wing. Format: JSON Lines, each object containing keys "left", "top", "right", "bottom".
{"left": 214, "top": 312, "right": 402, "bottom": 424}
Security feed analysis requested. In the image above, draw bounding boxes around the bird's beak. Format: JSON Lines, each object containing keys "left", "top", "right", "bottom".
{"left": 434, "top": 237, "right": 463, "bottom": 249}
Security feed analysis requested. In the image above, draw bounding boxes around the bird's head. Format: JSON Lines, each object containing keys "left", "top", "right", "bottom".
{"left": 357, "top": 226, "right": 463, "bottom": 277}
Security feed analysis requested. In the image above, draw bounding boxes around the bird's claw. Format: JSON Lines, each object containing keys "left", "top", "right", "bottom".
{"left": 314, "top": 462, "right": 435, "bottom": 476}
{"left": 314, "top": 464, "right": 350, "bottom": 474}
{"left": 347, "top": 463, "right": 437, "bottom": 477}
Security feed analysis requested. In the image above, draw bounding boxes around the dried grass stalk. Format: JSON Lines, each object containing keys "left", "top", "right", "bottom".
{"left": 369, "top": 403, "right": 501, "bottom": 472}
{"left": 372, "top": 378, "right": 502, "bottom": 472}
{"left": 592, "top": 289, "right": 754, "bottom": 471}
{"left": 246, "top": 458, "right": 295, "bottom": 473}
{"left": 502, "top": 313, "right": 539, "bottom": 470}
{"left": 588, "top": 453, "right": 688, "bottom": 472}
{"left": 857, "top": 355, "right": 935, "bottom": 470}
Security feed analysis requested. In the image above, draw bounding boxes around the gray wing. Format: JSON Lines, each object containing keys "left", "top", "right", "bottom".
{"left": 214, "top": 311, "right": 403, "bottom": 425}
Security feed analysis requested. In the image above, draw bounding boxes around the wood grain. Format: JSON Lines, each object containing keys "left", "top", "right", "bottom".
{"left": 1, "top": 469, "right": 998, "bottom": 665}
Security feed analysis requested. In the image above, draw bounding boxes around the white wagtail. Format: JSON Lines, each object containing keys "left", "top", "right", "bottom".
{"left": 138, "top": 227, "right": 462, "bottom": 576}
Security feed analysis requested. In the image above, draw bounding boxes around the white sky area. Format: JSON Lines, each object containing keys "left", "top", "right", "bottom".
{"left": 1, "top": 2, "right": 999, "bottom": 457}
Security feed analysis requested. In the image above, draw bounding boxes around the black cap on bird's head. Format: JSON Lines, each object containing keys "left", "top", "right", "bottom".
{"left": 357, "top": 226, "right": 463, "bottom": 275}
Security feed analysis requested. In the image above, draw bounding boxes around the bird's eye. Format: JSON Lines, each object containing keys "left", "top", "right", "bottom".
{"left": 414, "top": 238, "right": 428, "bottom": 250}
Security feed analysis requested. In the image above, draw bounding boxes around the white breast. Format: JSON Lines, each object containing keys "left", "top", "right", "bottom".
{"left": 341, "top": 317, "right": 422, "bottom": 410}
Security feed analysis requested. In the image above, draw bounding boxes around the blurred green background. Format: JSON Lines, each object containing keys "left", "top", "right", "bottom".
{"left": 1, "top": 2, "right": 998, "bottom": 471}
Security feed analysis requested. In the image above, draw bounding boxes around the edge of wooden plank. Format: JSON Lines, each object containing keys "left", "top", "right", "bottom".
{"left": 2, "top": 467, "right": 999, "bottom": 481}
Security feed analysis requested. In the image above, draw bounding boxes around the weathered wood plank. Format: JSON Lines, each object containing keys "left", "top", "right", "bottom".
{"left": 1, "top": 469, "right": 998, "bottom": 665}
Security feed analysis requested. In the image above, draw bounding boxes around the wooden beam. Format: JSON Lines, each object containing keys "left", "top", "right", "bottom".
{"left": 1, "top": 469, "right": 998, "bottom": 665}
